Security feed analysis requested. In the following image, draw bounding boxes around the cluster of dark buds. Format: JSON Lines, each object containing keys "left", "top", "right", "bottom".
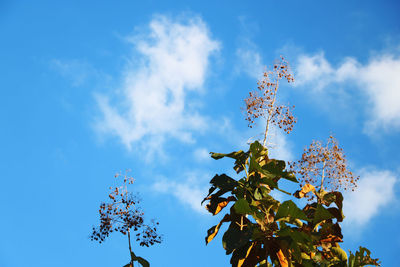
{"left": 90, "top": 172, "right": 162, "bottom": 247}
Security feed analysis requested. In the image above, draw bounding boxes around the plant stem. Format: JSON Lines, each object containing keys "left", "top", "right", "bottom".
{"left": 262, "top": 82, "right": 279, "bottom": 147}
{"left": 263, "top": 116, "right": 271, "bottom": 147}
{"left": 320, "top": 161, "right": 326, "bottom": 191}
{"left": 128, "top": 230, "right": 134, "bottom": 267}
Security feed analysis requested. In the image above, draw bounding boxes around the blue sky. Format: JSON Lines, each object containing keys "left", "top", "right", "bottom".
{"left": 1, "top": 1, "right": 400, "bottom": 266}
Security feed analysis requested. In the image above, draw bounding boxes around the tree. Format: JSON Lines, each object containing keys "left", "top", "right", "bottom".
{"left": 91, "top": 172, "right": 162, "bottom": 267}
{"left": 202, "top": 58, "right": 380, "bottom": 266}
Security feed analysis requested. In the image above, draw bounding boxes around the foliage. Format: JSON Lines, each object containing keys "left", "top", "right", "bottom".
{"left": 203, "top": 58, "right": 380, "bottom": 266}
{"left": 91, "top": 172, "right": 161, "bottom": 267}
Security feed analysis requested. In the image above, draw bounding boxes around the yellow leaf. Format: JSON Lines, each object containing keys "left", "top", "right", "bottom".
{"left": 206, "top": 214, "right": 230, "bottom": 244}
{"left": 276, "top": 249, "right": 288, "bottom": 267}
{"left": 297, "top": 183, "right": 316, "bottom": 198}
{"left": 214, "top": 200, "right": 229, "bottom": 215}
{"left": 206, "top": 230, "right": 217, "bottom": 244}
{"left": 207, "top": 196, "right": 236, "bottom": 215}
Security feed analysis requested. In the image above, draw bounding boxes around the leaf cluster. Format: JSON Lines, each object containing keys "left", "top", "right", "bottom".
{"left": 203, "top": 141, "right": 380, "bottom": 267}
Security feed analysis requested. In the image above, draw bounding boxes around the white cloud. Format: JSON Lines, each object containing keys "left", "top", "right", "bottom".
{"left": 246, "top": 124, "right": 294, "bottom": 162}
{"left": 236, "top": 47, "right": 264, "bottom": 79}
{"left": 152, "top": 172, "right": 210, "bottom": 214}
{"left": 193, "top": 147, "right": 211, "bottom": 162}
{"left": 95, "top": 16, "right": 220, "bottom": 154}
{"left": 266, "top": 126, "right": 294, "bottom": 162}
{"left": 295, "top": 51, "right": 400, "bottom": 132}
{"left": 295, "top": 52, "right": 334, "bottom": 90}
{"left": 343, "top": 169, "right": 397, "bottom": 227}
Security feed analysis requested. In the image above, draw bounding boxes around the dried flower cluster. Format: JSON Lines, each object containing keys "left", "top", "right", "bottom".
{"left": 244, "top": 57, "right": 296, "bottom": 143}
{"left": 289, "top": 136, "right": 359, "bottom": 196}
{"left": 90, "top": 172, "right": 162, "bottom": 247}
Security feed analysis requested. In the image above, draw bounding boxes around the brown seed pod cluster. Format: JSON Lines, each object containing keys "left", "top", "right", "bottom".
{"left": 90, "top": 172, "right": 162, "bottom": 247}
{"left": 289, "top": 136, "right": 359, "bottom": 198}
{"left": 244, "top": 56, "right": 296, "bottom": 135}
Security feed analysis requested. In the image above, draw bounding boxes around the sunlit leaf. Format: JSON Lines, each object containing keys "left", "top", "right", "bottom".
{"left": 276, "top": 249, "right": 288, "bottom": 267}
{"left": 294, "top": 183, "right": 316, "bottom": 198}
{"left": 206, "top": 196, "right": 236, "bottom": 215}
{"left": 254, "top": 186, "right": 271, "bottom": 200}
{"left": 275, "top": 200, "right": 309, "bottom": 222}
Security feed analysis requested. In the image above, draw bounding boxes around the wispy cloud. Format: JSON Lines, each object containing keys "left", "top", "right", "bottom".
{"left": 343, "top": 169, "right": 397, "bottom": 229}
{"left": 295, "top": 51, "right": 400, "bottom": 133}
{"left": 234, "top": 16, "right": 265, "bottom": 80}
{"left": 236, "top": 46, "right": 264, "bottom": 79}
{"left": 95, "top": 15, "right": 220, "bottom": 156}
{"left": 193, "top": 147, "right": 211, "bottom": 162}
{"left": 152, "top": 171, "right": 210, "bottom": 214}
{"left": 51, "top": 59, "right": 107, "bottom": 87}
{"left": 266, "top": 126, "right": 294, "bottom": 162}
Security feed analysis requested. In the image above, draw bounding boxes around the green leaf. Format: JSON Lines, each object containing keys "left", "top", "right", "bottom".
{"left": 275, "top": 200, "right": 309, "bottom": 222}
{"left": 130, "top": 252, "right": 150, "bottom": 267}
{"left": 254, "top": 188, "right": 263, "bottom": 200}
{"left": 348, "top": 246, "right": 380, "bottom": 266}
{"left": 312, "top": 204, "right": 334, "bottom": 225}
{"left": 210, "top": 174, "right": 238, "bottom": 191}
{"left": 254, "top": 194, "right": 280, "bottom": 213}
{"left": 278, "top": 225, "right": 313, "bottom": 262}
{"left": 319, "top": 221, "right": 343, "bottom": 240}
{"left": 136, "top": 257, "right": 149, "bottom": 267}
{"left": 253, "top": 186, "right": 271, "bottom": 201}
{"left": 222, "top": 223, "right": 253, "bottom": 255}
{"left": 260, "top": 178, "right": 291, "bottom": 195}
{"left": 321, "top": 191, "right": 343, "bottom": 210}
{"left": 249, "top": 141, "right": 267, "bottom": 158}
{"left": 261, "top": 159, "right": 297, "bottom": 183}
{"left": 202, "top": 174, "right": 238, "bottom": 204}
{"left": 281, "top": 172, "right": 298, "bottom": 183}
{"left": 234, "top": 198, "right": 253, "bottom": 214}
{"left": 211, "top": 150, "right": 246, "bottom": 160}
{"left": 278, "top": 226, "right": 312, "bottom": 245}
{"left": 327, "top": 207, "right": 345, "bottom": 222}
{"left": 230, "top": 242, "right": 259, "bottom": 267}
{"left": 331, "top": 247, "right": 348, "bottom": 262}
{"left": 248, "top": 156, "right": 259, "bottom": 174}
{"left": 210, "top": 150, "right": 249, "bottom": 173}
